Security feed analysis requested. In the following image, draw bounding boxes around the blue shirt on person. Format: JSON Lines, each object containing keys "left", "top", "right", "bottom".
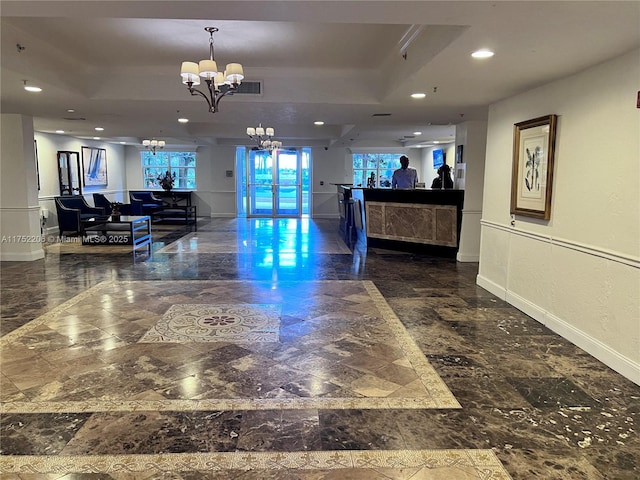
{"left": 392, "top": 155, "right": 418, "bottom": 189}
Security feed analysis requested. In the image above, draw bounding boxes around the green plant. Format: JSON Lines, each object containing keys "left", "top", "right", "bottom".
{"left": 157, "top": 170, "right": 176, "bottom": 190}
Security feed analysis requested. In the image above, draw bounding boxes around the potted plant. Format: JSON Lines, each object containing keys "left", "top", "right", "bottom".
{"left": 110, "top": 201, "right": 123, "bottom": 218}
{"left": 157, "top": 170, "right": 176, "bottom": 191}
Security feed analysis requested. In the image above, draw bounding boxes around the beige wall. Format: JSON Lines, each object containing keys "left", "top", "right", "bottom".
{"left": 478, "top": 48, "right": 640, "bottom": 384}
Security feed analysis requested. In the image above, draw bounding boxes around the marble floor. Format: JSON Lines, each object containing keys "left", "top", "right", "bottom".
{"left": 1, "top": 218, "right": 638, "bottom": 479}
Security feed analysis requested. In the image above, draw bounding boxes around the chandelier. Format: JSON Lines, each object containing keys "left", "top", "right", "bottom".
{"left": 142, "top": 139, "right": 165, "bottom": 155}
{"left": 247, "top": 124, "right": 282, "bottom": 152}
{"left": 180, "top": 27, "right": 244, "bottom": 113}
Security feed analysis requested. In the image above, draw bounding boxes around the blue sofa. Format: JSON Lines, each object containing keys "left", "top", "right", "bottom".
{"left": 93, "top": 193, "right": 143, "bottom": 216}
{"left": 55, "top": 196, "right": 107, "bottom": 236}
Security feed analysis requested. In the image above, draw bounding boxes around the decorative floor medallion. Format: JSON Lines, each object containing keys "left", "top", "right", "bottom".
{"left": 139, "top": 304, "right": 281, "bottom": 343}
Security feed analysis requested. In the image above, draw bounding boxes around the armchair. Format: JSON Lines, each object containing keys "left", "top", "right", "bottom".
{"left": 93, "top": 193, "right": 143, "bottom": 216}
{"left": 129, "top": 191, "right": 165, "bottom": 215}
{"left": 54, "top": 196, "right": 106, "bottom": 236}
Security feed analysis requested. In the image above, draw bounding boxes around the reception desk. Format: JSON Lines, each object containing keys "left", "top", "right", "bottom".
{"left": 346, "top": 187, "right": 464, "bottom": 256}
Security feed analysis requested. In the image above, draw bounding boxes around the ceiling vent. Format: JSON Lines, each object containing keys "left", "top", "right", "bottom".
{"left": 62, "top": 117, "right": 86, "bottom": 121}
{"left": 372, "top": 113, "right": 392, "bottom": 117}
{"left": 234, "top": 81, "right": 262, "bottom": 95}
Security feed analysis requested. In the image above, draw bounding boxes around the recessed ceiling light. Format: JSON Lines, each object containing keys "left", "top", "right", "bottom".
{"left": 67, "top": 109, "right": 75, "bottom": 113}
{"left": 411, "top": 93, "right": 426, "bottom": 99}
{"left": 95, "top": 127, "right": 104, "bottom": 131}
{"left": 314, "top": 121, "right": 324, "bottom": 126}
{"left": 178, "top": 118, "right": 189, "bottom": 123}
{"left": 93, "top": 137, "right": 101, "bottom": 140}
{"left": 23, "top": 84, "right": 42, "bottom": 93}
{"left": 120, "top": 142, "right": 126, "bottom": 144}
{"left": 434, "top": 140, "right": 440, "bottom": 144}
{"left": 55, "top": 130, "right": 65, "bottom": 134}
{"left": 413, "top": 131, "right": 422, "bottom": 135}
{"left": 471, "top": 49, "right": 494, "bottom": 58}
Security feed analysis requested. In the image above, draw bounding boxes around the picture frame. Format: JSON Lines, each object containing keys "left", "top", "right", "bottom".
{"left": 456, "top": 144, "right": 464, "bottom": 163}
{"left": 34, "top": 139, "right": 40, "bottom": 190}
{"left": 510, "top": 114, "right": 557, "bottom": 219}
{"left": 81, "top": 146, "right": 108, "bottom": 186}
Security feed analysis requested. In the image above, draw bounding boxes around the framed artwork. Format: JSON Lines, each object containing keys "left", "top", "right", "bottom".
{"left": 456, "top": 144, "right": 464, "bottom": 163}
{"left": 34, "top": 139, "right": 40, "bottom": 190}
{"left": 81, "top": 146, "right": 108, "bottom": 186}
{"left": 510, "top": 114, "right": 557, "bottom": 219}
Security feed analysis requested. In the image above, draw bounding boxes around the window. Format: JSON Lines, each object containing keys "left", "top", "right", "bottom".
{"left": 142, "top": 151, "right": 196, "bottom": 189}
{"left": 352, "top": 153, "right": 403, "bottom": 188}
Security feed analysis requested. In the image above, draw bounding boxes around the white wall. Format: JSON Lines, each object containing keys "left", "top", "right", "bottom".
{"left": 478, "top": 48, "right": 640, "bottom": 384}
{"left": 312, "top": 147, "right": 353, "bottom": 217}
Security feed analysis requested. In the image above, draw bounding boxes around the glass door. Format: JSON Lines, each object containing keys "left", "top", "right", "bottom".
{"left": 247, "top": 149, "right": 302, "bottom": 217}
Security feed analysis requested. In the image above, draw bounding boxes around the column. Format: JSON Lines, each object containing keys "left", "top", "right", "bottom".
{"left": 0, "top": 114, "right": 45, "bottom": 261}
{"left": 456, "top": 120, "right": 488, "bottom": 262}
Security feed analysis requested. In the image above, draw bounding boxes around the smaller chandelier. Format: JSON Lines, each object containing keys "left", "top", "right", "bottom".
{"left": 180, "top": 27, "right": 244, "bottom": 114}
{"left": 143, "top": 139, "right": 165, "bottom": 155}
{"left": 247, "top": 124, "right": 282, "bottom": 152}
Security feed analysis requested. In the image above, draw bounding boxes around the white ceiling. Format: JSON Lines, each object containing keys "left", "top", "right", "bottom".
{"left": 1, "top": 1, "right": 639, "bottom": 150}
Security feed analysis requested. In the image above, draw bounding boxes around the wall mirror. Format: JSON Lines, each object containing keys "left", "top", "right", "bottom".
{"left": 57, "top": 151, "right": 82, "bottom": 195}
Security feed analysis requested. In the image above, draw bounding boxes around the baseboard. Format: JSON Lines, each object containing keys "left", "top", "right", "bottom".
{"left": 477, "top": 279, "right": 640, "bottom": 386}
{"left": 544, "top": 311, "right": 640, "bottom": 385}
{"left": 476, "top": 274, "right": 506, "bottom": 300}
{"left": 457, "top": 253, "right": 479, "bottom": 263}
{"left": 505, "top": 290, "right": 547, "bottom": 325}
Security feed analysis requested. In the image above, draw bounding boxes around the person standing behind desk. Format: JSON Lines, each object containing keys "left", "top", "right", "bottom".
{"left": 391, "top": 155, "right": 418, "bottom": 189}
{"left": 431, "top": 164, "right": 454, "bottom": 189}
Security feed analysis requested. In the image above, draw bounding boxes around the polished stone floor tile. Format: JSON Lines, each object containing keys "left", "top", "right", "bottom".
{"left": 1, "top": 218, "right": 638, "bottom": 479}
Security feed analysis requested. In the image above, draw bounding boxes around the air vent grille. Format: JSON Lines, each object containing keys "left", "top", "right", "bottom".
{"left": 62, "top": 117, "right": 86, "bottom": 121}
{"left": 234, "top": 81, "right": 262, "bottom": 95}
{"left": 372, "top": 113, "right": 392, "bottom": 117}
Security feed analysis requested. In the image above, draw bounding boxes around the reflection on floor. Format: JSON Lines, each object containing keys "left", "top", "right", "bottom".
{"left": 1, "top": 218, "right": 638, "bottom": 479}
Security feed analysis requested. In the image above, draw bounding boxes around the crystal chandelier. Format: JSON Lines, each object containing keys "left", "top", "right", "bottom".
{"left": 247, "top": 124, "right": 282, "bottom": 152}
{"left": 142, "top": 139, "right": 165, "bottom": 155}
{"left": 180, "top": 27, "right": 244, "bottom": 113}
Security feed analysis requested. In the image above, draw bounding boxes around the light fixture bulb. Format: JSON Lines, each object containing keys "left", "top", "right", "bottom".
{"left": 471, "top": 49, "right": 495, "bottom": 58}
{"left": 23, "top": 80, "right": 42, "bottom": 93}
{"left": 247, "top": 123, "right": 279, "bottom": 151}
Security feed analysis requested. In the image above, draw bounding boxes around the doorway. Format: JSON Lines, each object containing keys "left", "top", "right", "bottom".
{"left": 237, "top": 147, "right": 310, "bottom": 217}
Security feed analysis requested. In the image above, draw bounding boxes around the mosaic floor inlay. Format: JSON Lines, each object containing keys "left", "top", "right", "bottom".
{"left": 139, "top": 304, "right": 282, "bottom": 343}
{"left": 0, "top": 449, "right": 512, "bottom": 478}
{"left": 0, "top": 279, "right": 459, "bottom": 411}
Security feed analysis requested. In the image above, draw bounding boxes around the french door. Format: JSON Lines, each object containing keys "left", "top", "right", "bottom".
{"left": 246, "top": 148, "right": 303, "bottom": 217}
